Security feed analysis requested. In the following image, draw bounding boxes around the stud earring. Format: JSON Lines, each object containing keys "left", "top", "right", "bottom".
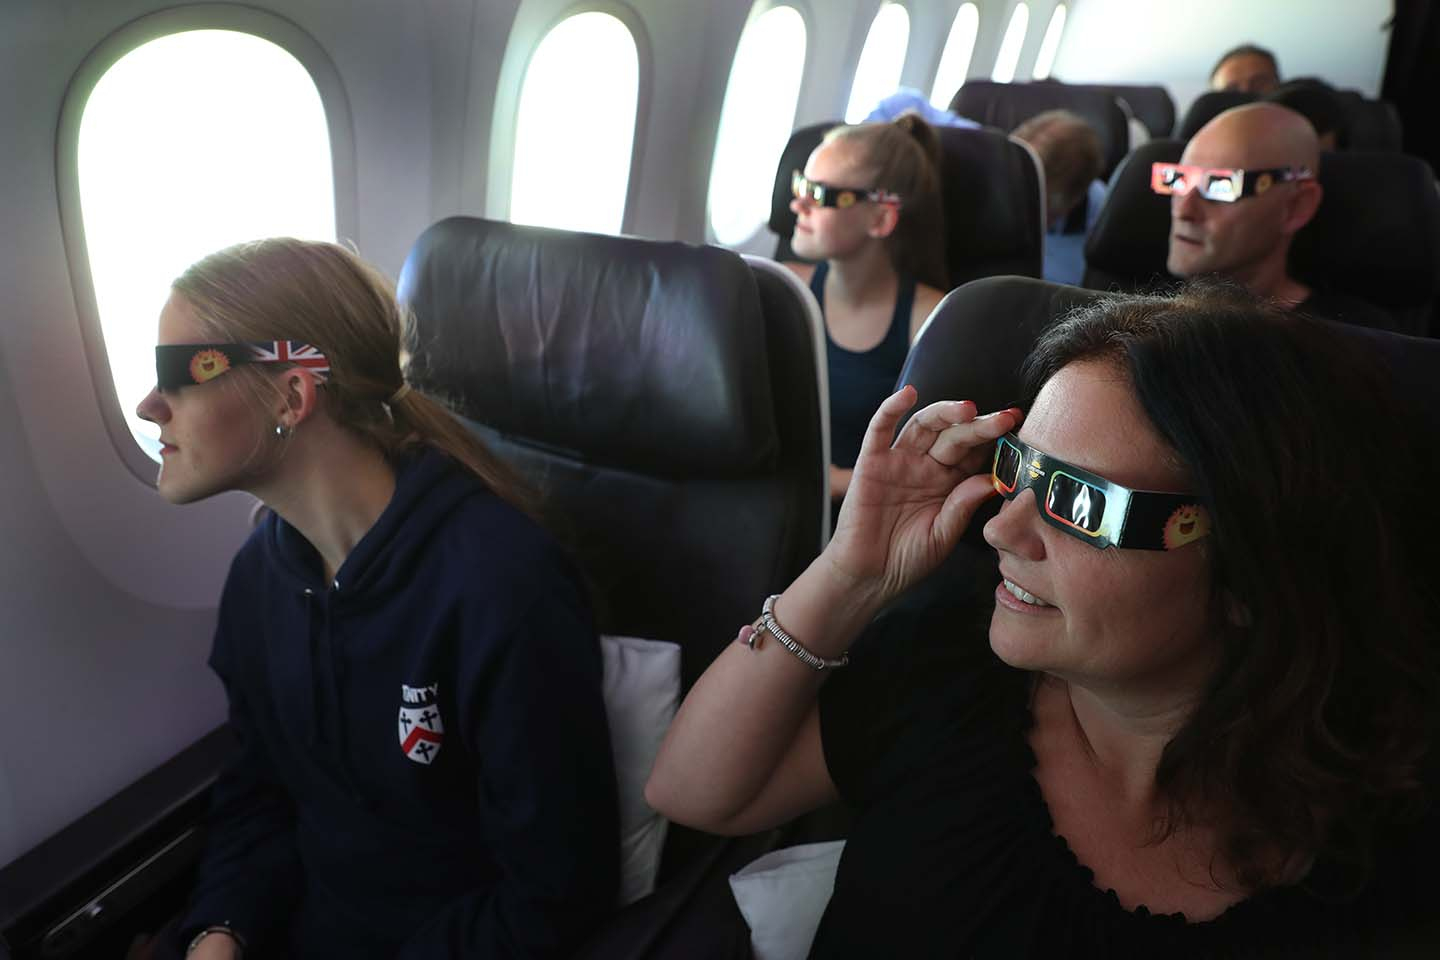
{"left": 275, "top": 423, "right": 291, "bottom": 439}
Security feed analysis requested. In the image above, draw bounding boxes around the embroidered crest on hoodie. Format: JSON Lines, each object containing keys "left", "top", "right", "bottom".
{"left": 398, "top": 682, "right": 444, "bottom": 764}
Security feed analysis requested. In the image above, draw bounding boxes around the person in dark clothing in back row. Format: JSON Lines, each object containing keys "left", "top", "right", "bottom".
{"left": 1155, "top": 102, "right": 1393, "bottom": 329}
{"left": 134, "top": 238, "right": 618, "bottom": 959}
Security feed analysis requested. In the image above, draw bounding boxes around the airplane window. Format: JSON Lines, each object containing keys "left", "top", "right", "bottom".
{"left": 844, "top": 2, "right": 911, "bottom": 123}
{"left": 1032, "top": 5, "right": 1067, "bottom": 80}
{"left": 511, "top": 12, "right": 638, "bottom": 235}
{"left": 929, "top": 3, "right": 981, "bottom": 108}
{"left": 708, "top": 5, "right": 807, "bottom": 245}
{"left": 77, "top": 30, "right": 335, "bottom": 459}
{"left": 991, "top": 2, "right": 1031, "bottom": 83}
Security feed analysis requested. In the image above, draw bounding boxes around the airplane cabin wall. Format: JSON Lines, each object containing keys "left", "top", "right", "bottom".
{"left": 1052, "top": 0, "right": 1393, "bottom": 124}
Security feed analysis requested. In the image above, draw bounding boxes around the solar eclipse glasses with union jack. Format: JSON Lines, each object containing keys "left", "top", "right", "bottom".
{"left": 155, "top": 341, "right": 331, "bottom": 390}
{"left": 992, "top": 433, "right": 1211, "bottom": 551}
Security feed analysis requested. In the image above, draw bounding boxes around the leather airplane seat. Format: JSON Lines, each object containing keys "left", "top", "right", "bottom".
{"left": 1038, "top": 79, "right": 1177, "bottom": 141}
{"left": 948, "top": 80, "right": 1132, "bottom": 178}
{"left": 769, "top": 121, "right": 1043, "bottom": 288}
{"left": 1335, "top": 89, "right": 1404, "bottom": 152}
{"left": 1177, "top": 90, "right": 1255, "bottom": 141}
{"left": 397, "top": 216, "right": 827, "bottom": 694}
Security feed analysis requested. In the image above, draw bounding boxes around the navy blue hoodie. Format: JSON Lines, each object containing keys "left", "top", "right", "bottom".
{"left": 178, "top": 448, "right": 619, "bottom": 958}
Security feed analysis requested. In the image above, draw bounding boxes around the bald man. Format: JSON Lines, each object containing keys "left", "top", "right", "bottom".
{"left": 1162, "top": 103, "right": 1391, "bottom": 328}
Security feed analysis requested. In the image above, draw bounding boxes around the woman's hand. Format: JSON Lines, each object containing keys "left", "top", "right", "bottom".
{"left": 826, "top": 386, "right": 1021, "bottom": 603}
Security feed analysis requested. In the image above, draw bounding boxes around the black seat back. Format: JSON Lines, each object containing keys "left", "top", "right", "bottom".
{"left": 1082, "top": 139, "right": 1183, "bottom": 293}
{"left": 396, "top": 216, "right": 827, "bottom": 690}
{"left": 1290, "top": 151, "right": 1440, "bottom": 332}
{"left": 770, "top": 121, "right": 1043, "bottom": 287}
{"left": 1336, "top": 90, "right": 1404, "bottom": 152}
{"left": 1042, "top": 80, "right": 1176, "bottom": 140}
{"left": 948, "top": 80, "right": 1131, "bottom": 178}
{"left": 1177, "top": 90, "right": 1254, "bottom": 140}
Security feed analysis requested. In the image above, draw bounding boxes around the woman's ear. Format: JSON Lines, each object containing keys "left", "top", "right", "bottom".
{"left": 275, "top": 369, "right": 323, "bottom": 430}
{"left": 867, "top": 202, "right": 901, "bottom": 240}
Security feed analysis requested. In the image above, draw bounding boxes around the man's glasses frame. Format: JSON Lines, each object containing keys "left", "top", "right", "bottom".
{"left": 1150, "top": 161, "right": 1314, "bottom": 203}
{"left": 991, "top": 433, "right": 1211, "bottom": 551}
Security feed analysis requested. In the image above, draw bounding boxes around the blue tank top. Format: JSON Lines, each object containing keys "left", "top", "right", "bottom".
{"left": 811, "top": 261, "right": 916, "bottom": 469}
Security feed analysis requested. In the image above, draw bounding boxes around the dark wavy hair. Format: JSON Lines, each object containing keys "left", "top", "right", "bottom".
{"left": 1210, "top": 43, "right": 1280, "bottom": 83}
{"left": 1020, "top": 280, "right": 1438, "bottom": 891}
{"left": 824, "top": 113, "right": 948, "bottom": 290}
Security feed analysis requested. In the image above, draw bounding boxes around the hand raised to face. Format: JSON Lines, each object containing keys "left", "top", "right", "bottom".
{"left": 826, "top": 386, "right": 1022, "bottom": 602}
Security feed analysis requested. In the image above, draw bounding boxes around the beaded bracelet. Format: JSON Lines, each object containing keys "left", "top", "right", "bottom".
{"left": 743, "top": 594, "right": 849, "bottom": 671}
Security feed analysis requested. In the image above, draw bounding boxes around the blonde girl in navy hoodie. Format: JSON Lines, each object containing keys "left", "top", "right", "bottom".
{"left": 135, "top": 238, "right": 618, "bottom": 959}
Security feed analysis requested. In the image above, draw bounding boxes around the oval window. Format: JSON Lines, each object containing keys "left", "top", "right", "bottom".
{"left": 77, "top": 29, "right": 335, "bottom": 458}
{"left": 510, "top": 12, "right": 639, "bottom": 235}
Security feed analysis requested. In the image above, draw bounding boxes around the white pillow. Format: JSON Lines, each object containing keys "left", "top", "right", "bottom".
{"left": 729, "top": 840, "right": 846, "bottom": 960}
{"left": 600, "top": 634, "right": 682, "bottom": 906}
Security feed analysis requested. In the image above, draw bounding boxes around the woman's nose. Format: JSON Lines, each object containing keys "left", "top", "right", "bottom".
{"left": 135, "top": 386, "right": 169, "bottom": 425}
{"left": 983, "top": 489, "right": 1047, "bottom": 561}
{"left": 790, "top": 195, "right": 808, "bottom": 216}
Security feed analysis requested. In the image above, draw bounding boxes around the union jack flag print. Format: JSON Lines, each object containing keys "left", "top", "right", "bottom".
{"left": 249, "top": 340, "right": 330, "bottom": 381}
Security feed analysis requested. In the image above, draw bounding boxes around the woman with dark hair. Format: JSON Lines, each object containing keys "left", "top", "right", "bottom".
{"left": 786, "top": 114, "right": 949, "bottom": 506}
{"left": 135, "top": 238, "right": 618, "bottom": 959}
{"left": 647, "top": 282, "right": 1439, "bottom": 955}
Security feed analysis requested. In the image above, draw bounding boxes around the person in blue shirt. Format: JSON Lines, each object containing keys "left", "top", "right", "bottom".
{"left": 1011, "top": 110, "right": 1107, "bottom": 287}
{"left": 785, "top": 114, "right": 950, "bottom": 507}
{"left": 135, "top": 238, "right": 618, "bottom": 960}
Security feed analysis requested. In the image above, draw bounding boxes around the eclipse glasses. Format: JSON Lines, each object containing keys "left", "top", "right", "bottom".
{"left": 1150, "top": 162, "right": 1313, "bottom": 203}
{"left": 155, "top": 341, "right": 331, "bottom": 391}
{"left": 791, "top": 170, "right": 902, "bottom": 209}
{"left": 992, "top": 433, "right": 1211, "bottom": 551}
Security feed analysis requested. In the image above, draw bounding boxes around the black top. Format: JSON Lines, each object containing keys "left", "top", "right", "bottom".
{"left": 812, "top": 598, "right": 1440, "bottom": 958}
{"left": 1296, "top": 288, "right": 1398, "bottom": 332}
{"left": 812, "top": 261, "right": 915, "bottom": 469}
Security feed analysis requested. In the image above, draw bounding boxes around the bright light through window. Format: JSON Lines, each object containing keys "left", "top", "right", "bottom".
{"left": 78, "top": 30, "right": 335, "bottom": 459}
{"left": 991, "top": 3, "right": 1030, "bottom": 83}
{"left": 1033, "top": 5, "right": 1067, "bottom": 80}
{"left": 845, "top": 3, "right": 911, "bottom": 123}
{"left": 930, "top": 3, "right": 980, "bottom": 108}
{"left": 511, "top": 13, "right": 638, "bottom": 234}
{"left": 709, "top": 6, "right": 807, "bottom": 245}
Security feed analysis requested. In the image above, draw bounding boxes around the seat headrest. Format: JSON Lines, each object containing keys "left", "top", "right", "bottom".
{"left": 396, "top": 217, "right": 778, "bottom": 478}
{"left": 1177, "top": 90, "right": 1255, "bottom": 140}
{"left": 768, "top": 122, "right": 1043, "bottom": 287}
{"left": 1101, "top": 84, "right": 1177, "bottom": 140}
{"left": 899, "top": 276, "right": 1104, "bottom": 420}
{"left": 948, "top": 80, "right": 1130, "bottom": 178}
{"left": 1083, "top": 139, "right": 1183, "bottom": 289}
{"left": 1291, "top": 151, "right": 1440, "bottom": 310}
{"left": 1335, "top": 91, "right": 1404, "bottom": 152}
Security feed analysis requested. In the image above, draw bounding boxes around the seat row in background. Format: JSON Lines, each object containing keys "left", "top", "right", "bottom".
{"left": 769, "top": 75, "right": 1440, "bottom": 337}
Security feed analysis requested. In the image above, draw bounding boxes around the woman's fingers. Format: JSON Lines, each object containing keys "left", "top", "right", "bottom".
{"left": 893, "top": 399, "right": 978, "bottom": 451}
{"left": 856, "top": 385, "right": 920, "bottom": 458}
{"left": 933, "top": 472, "right": 1004, "bottom": 547}
{"left": 927, "top": 407, "right": 1023, "bottom": 467}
